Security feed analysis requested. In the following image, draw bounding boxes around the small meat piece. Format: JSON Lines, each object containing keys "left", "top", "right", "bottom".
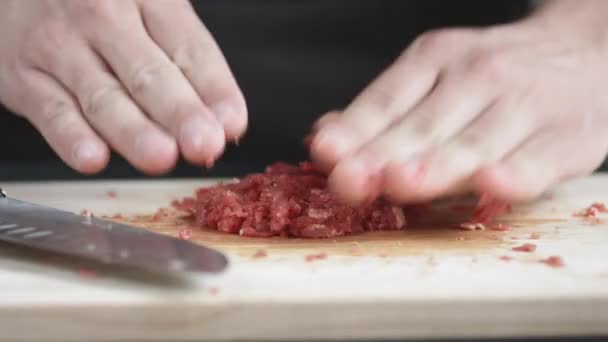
{"left": 499, "top": 255, "right": 513, "bottom": 262}
{"left": 512, "top": 243, "right": 537, "bottom": 252}
{"left": 208, "top": 287, "right": 220, "bottom": 295}
{"left": 540, "top": 256, "right": 565, "bottom": 268}
{"left": 574, "top": 202, "right": 607, "bottom": 222}
{"left": 252, "top": 249, "right": 268, "bottom": 259}
{"left": 305, "top": 252, "right": 328, "bottom": 262}
{"left": 529, "top": 232, "right": 541, "bottom": 240}
{"left": 111, "top": 213, "right": 124, "bottom": 220}
{"left": 348, "top": 246, "right": 363, "bottom": 256}
{"left": 178, "top": 226, "right": 193, "bottom": 240}
{"left": 77, "top": 267, "right": 98, "bottom": 279}
{"left": 152, "top": 208, "right": 171, "bottom": 222}
{"left": 490, "top": 223, "right": 512, "bottom": 231}
{"left": 106, "top": 190, "right": 117, "bottom": 198}
{"left": 459, "top": 222, "right": 486, "bottom": 230}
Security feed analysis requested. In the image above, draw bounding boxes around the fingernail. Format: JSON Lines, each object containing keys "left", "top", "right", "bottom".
{"left": 135, "top": 130, "right": 171, "bottom": 159}
{"left": 73, "top": 141, "right": 102, "bottom": 168}
{"left": 211, "top": 101, "right": 246, "bottom": 140}
{"left": 314, "top": 126, "right": 355, "bottom": 159}
{"left": 180, "top": 116, "right": 210, "bottom": 151}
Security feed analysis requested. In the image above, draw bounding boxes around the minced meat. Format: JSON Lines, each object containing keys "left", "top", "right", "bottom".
{"left": 172, "top": 162, "right": 407, "bottom": 238}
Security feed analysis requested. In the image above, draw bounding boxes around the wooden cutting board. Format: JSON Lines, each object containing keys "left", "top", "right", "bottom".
{"left": 1, "top": 175, "right": 608, "bottom": 341}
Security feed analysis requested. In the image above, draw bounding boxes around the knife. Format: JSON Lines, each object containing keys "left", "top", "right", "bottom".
{"left": 0, "top": 187, "right": 228, "bottom": 274}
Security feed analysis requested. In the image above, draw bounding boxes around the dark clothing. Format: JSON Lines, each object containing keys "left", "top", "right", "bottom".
{"left": 0, "top": 1, "right": 533, "bottom": 180}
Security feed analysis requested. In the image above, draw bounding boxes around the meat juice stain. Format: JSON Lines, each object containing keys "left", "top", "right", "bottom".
{"left": 117, "top": 213, "right": 501, "bottom": 256}
{"left": 114, "top": 208, "right": 566, "bottom": 258}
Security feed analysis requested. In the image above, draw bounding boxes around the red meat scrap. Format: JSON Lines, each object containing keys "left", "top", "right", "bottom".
{"left": 76, "top": 267, "right": 98, "bottom": 279}
{"left": 305, "top": 252, "right": 328, "bottom": 262}
{"left": 177, "top": 226, "right": 193, "bottom": 240}
{"left": 540, "top": 256, "right": 565, "bottom": 268}
{"left": 459, "top": 194, "right": 510, "bottom": 230}
{"left": 172, "top": 162, "right": 407, "bottom": 238}
{"left": 573, "top": 202, "right": 607, "bottom": 222}
{"left": 459, "top": 222, "right": 486, "bottom": 230}
{"left": 252, "top": 249, "right": 268, "bottom": 259}
{"left": 499, "top": 255, "right": 513, "bottom": 262}
{"left": 490, "top": 223, "right": 512, "bottom": 231}
{"left": 512, "top": 243, "right": 537, "bottom": 253}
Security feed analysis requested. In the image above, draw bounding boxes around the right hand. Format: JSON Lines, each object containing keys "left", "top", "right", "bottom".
{"left": 0, "top": 0, "right": 247, "bottom": 174}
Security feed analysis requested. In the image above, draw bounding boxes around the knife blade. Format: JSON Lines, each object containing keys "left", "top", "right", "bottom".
{"left": 0, "top": 188, "right": 228, "bottom": 274}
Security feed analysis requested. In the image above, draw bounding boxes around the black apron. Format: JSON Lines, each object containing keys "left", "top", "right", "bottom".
{"left": 0, "top": 0, "right": 532, "bottom": 180}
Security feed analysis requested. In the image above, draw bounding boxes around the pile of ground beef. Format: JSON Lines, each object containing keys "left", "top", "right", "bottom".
{"left": 172, "top": 161, "right": 509, "bottom": 238}
{"left": 172, "top": 162, "right": 407, "bottom": 238}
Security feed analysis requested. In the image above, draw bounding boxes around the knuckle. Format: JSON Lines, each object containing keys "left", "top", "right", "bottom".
{"left": 70, "top": 0, "right": 121, "bottom": 24}
{"left": 358, "top": 83, "right": 400, "bottom": 114}
{"left": 81, "top": 83, "right": 124, "bottom": 118}
{"left": 457, "top": 132, "right": 484, "bottom": 149}
{"left": 127, "top": 62, "right": 175, "bottom": 97}
{"left": 40, "top": 100, "right": 77, "bottom": 134}
{"left": 466, "top": 50, "right": 509, "bottom": 81}
{"left": 413, "top": 29, "right": 472, "bottom": 56}
{"left": 171, "top": 43, "right": 229, "bottom": 84}
{"left": 0, "top": 55, "right": 19, "bottom": 89}
{"left": 408, "top": 116, "right": 444, "bottom": 144}
{"left": 21, "top": 21, "right": 69, "bottom": 63}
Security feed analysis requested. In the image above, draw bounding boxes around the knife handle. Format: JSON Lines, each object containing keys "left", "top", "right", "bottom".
{"left": 0, "top": 187, "right": 5, "bottom": 198}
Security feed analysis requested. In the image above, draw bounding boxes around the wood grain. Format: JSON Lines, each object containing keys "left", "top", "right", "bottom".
{"left": 0, "top": 176, "right": 607, "bottom": 341}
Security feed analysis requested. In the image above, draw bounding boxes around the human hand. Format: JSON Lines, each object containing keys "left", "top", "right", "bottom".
{"left": 0, "top": 0, "right": 246, "bottom": 174}
{"left": 310, "top": 4, "right": 608, "bottom": 205}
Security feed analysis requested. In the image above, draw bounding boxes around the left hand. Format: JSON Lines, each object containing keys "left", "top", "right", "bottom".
{"left": 309, "top": 9, "right": 608, "bottom": 205}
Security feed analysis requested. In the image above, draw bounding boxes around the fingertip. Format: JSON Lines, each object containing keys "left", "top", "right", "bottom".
{"left": 328, "top": 157, "right": 379, "bottom": 206}
{"left": 72, "top": 140, "right": 110, "bottom": 174}
{"left": 473, "top": 164, "right": 539, "bottom": 203}
{"left": 311, "top": 110, "right": 342, "bottom": 132}
{"left": 211, "top": 100, "right": 248, "bottom": 141}
{"left": 134, "top": 130, "right": 179, "bottom": 175}
{"left": 310, "top": 125, "right": 356, "bottom": 172}
{"left": 383, "top": 160, "right": 428, "bottom": 203}
{"left": 179, "top": 115, "right": 226, "bottom": 166}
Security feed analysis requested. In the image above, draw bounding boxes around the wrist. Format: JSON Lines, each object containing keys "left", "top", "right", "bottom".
{"left": 521, "top": 0, "right": 608, "bottom": 52}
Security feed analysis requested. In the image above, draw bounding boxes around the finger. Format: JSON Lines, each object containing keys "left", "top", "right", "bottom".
{"left": 383, "top": 99, "right": 540, "bottom": 203}
{"left": 86, "top": 4, "right": 224, "bottom": 166}
{"left": 311, "top": 110, "right": 342, "bottom": 133}
{"left": 306, "top": 110, "right": 342, "bottom": 171}
{"left": 310, "top": 29, "right": 476, "bottom": 169}
{"left": 140, "top": 0, "right": 247, "bottom": 141}
{"left": 25, "top": 29, "right": 179, "bottom": 174}
{"left": 310, "top": 54, "right": 439, "bottom": 169}
{"left": 473, "top": 129, "right": 603, "bottom": 202}
{"left": 329, "top": 68, "right": 497, "bottom": 205}
{"left": 2, "top": 67, "right": 108, "bottom": 174}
